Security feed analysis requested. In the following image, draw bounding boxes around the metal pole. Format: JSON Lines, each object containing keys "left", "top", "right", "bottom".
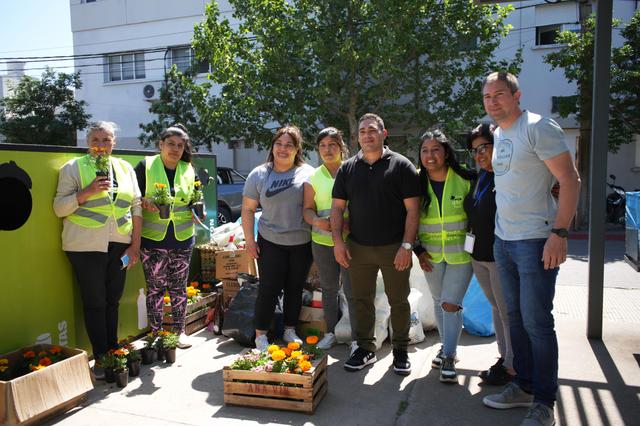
{"left": 587, "top": 0, "right": 613, "bottom": 339}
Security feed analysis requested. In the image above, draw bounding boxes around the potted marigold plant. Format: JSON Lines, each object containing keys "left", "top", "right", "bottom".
{"left": 189, "top": 180, "right": 204, "bottom": 218}
{"left": 0, "top": 357, "right": 11, "bottom": 381}
{"left": 90, "top": 146, "right": 110, "bottom": 177}
{"left": 112, "top": 348, "right": 129, "bottom": 388}
{"left": 101, "top": 351, "right": 116, "bottom": 383}
{"left": 126, "top": 345, "right": 141, "bottom": 377}
{"left": 141, "top": 332, "right": 157, "bottom": 365}
{"left": 153, "top": 182, "right": 172, "bottom": 219}
{"left": 160, "top": 331, "right": 179, "bottom": 364}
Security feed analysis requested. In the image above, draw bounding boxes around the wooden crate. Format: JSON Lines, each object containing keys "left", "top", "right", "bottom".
{"left": 163, "top": 292, "right": 218, "bottom": 335}
{"left": 223, "top": 354, "right": 328, "bottom": 413}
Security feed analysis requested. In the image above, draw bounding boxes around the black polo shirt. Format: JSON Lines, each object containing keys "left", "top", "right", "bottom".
{"left": 332, "top": 147, "right": 420, "bottom": 246}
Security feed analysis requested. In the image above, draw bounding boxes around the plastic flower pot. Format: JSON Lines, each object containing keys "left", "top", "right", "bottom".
{"left": 141, "top": 348, "right": 155, "bottom": 365}
{"left": 157, "top": 204, "right": 171, "bottom": 219}
{"left": 164, "top": 348, "right": 176, "bottom": 364}
{"left": 128, "top": 360, "right": 141, "bottom": 377}
{"left": 115, "top": 368, "right": 129, "bottom": 388}
{"left": 95, "top": 170, "right": 109, "bottom": 177}
{"left": 157, "top": 347, "right": 166, "bottom": 362}
{"left": 104, "top": 367, "right": 116, "bottom": 383}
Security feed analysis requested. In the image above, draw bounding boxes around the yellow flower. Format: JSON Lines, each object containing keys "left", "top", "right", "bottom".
{"left": 0, "top": 365, "right": 8, "bottom": 372}
{"left": 287, "top": 342, "right": 300, "bottom": 350}
{"left": 154, "top": 183, "right": 167, "bottom": 189}
{"left": 163, "top": 296, "right": 171, "bottom": 304}
{"left": 267, "top": 345, "right": 280, "bottom": 354}
{"left": 306, "top": 335, "right": 319, "bottom": 345}
{"left": 0, "top": 358, "right": 8, "bottom": 365}
{"left": 290, "top": 350, "right": 302, "bottom": 359}
{"left": 271, "top": 350, "right": 286, "bottom": 361}
{"left": 194, "top": 181, "right": 201, "bottom": 188}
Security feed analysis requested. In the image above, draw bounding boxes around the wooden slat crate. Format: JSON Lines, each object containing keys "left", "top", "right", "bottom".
{"left": 163, "top": 292, "right": 218, "bottom": 335}
{"left": 223, "top": 354, "right": 327, "bottom": 413}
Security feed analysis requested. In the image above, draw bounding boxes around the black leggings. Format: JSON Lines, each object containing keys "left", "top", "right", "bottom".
{"left": 254, "top": 234, "right": 313, "bottom": 330}
{"left": 66, "top": 242, "right": 129, "bottom": 358}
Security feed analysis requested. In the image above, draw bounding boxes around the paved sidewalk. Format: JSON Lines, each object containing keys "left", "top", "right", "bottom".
{"left": 48, "top": 284, "right": 640, "bottom": 426}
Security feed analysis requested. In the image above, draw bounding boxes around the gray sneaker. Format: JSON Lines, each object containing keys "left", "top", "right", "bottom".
{"left": 521, "top": 403, "right": 555, "bottom": 426}
{"left": 483, "top": 382, "right": 534, "bottom": 409}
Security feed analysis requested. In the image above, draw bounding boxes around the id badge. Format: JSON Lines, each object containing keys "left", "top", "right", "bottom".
{"left": 464, "top": 233, "right": 475, "bottom": 254}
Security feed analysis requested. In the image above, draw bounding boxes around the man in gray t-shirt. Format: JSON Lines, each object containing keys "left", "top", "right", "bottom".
{"left": 481, "top": 72, "right": 580, "bottom": 426}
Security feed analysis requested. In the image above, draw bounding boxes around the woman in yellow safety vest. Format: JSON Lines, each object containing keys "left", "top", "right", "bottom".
{"left": 134, "top": 124, "right": 203, "bottom": 350}
{"left": 302, "top": 127, "right": 353, "bottom": 350}
{"left": 54, "top": 121, "right": 142, "bottom": 380}
{"left": 415, "top": 129, "right": 474, "bottom": 384}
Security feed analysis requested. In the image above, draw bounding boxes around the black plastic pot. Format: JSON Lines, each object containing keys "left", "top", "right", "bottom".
{"left": 115, "top": 368, "right": 129, "bottom": 388}
{"left": 157, "top": 347, "right": 166, "bottom": 362}
{"left": 141, "top": 348, "right": 155, "bottom": 365}
{"left": 164, "top": 348, "right": 176, "bottom": 364}
{"left": 192, "top": 202, "right": 204, "bottom": 219}
{"left": 158, "top": 204, "right": 171, "bottom": 219}
{"left": 105, "top": 367, "right": 116, "bottom": 383}
{"left": 128, "top": 360, "right": 141, "bottom": 377}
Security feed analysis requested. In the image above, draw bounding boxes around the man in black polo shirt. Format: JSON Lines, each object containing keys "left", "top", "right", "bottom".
{"left": 331, "top": 113, "right": 420, "bottom": 375}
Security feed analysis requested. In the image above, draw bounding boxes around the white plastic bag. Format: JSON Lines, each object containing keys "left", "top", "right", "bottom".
{"left": 388, "top": 288, "right": 425, "bottom": 345}
{"left": 409, "top": 254, "right": 437, "bottom": 331}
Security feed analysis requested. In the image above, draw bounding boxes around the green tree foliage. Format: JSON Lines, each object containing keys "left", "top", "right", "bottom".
{"left": 138, "top": 65, "right": 217, "bottom": 149}
{"left": 545, "top": 11, "right": 640, "bottom": 153}
{"left": 0, "top": 68, "right": 90, "bottom": 146}
{"left": 192, "top": 0, "right": 521, "bottom": 154}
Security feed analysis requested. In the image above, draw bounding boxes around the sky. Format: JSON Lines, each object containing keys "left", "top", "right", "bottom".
{"left": 0, "top": 0, "right": 74, "bottom": 77}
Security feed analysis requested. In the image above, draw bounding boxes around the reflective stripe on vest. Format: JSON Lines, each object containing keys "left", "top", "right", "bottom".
{"left": 141, "top": 155, "right": 195, "bottom": 241}
{"left": 309, "top": 164, "right": 346, "bottom": 246}
{"left": 418, "top": 168, "right": 471, "bottom": 264}
{"left": 67, "top": 155, "right": 134, "bottom": 235}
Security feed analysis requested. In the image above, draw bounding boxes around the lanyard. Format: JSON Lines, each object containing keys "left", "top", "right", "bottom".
{"left": 473, "top": 171, "right": 492, "bottom": 207}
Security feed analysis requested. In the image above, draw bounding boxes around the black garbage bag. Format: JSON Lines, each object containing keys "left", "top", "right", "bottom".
{"left": 222, "top": 281, "right": 259, "bottom": 347}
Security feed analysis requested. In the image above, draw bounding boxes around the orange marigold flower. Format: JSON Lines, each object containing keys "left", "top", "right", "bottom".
{"left": 30, "top": 364, "right": 46, "bottom": 371}
{"left": 163, "top": 296, "right": 171, "bottom": 304}
{"left": 190, "top": 281, "right": 199, "bottom": 288}
{"left": 202, "top": 283, "right": 211, "bottom": 289}
{"left": 306, "top": 335, "right": 319, "bottom": 345}
{"left": 299, "top": 360, "right": 312, "bottom": 372}
{"left": 49, "top": 347, "right": 62, "bottom": 354}
{"left": 39, "top": 357, "right": 52, "bottom": 366}
{"left": 283, "top": 348, "right": 292, "bottom": 357}
{"left": 287, "top": 342, "right": 300, "bottom": 350}
{"left": 271, "top": 350, "right": 286, "bottom": 361}
{"left": 23, "top": 351, "right": 35, "bottom": 358}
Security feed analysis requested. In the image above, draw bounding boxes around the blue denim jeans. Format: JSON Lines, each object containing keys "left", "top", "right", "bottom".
{"left": 423, "top": 261, "right": 473, "bottom": 358}
{"left": 494, "top": 236, "right": 559, "bottom": 407}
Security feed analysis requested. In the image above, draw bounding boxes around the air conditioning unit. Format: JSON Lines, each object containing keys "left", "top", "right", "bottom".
{"left": 142, "top": 84, "right": 156, "bottom": 100}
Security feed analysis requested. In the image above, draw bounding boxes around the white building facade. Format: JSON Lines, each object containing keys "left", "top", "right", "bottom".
{"left": 70, "top": 0, "right": 640, "bottom": 187}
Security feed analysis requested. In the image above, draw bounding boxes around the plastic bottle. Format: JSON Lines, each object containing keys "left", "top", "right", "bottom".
{"left": 137, "top": 288, "right": 148, "bottom": 329}
{"left": 226, "top": 235, "right": 238, "bottom": 251}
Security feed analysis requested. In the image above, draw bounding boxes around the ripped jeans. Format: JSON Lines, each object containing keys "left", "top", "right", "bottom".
{"left": 423, "top": 261, "right": 473, "bottom": 358}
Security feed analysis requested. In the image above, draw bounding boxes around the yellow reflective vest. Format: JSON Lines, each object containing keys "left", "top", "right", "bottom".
{"left": 418, "top": 168, "right": 471, "bottom": 264}
{"left": 67, "top": 154, "right": 134, "bottom": 235}
{"left": 309, "top": 164, "right": 347, "bottom": 246}
{"left": 142, "top": 155, "right": 195, "bottom": 241}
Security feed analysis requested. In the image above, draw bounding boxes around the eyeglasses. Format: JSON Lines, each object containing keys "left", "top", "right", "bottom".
{"left": 469, "top": 143, "right": 493, "bottom": 156}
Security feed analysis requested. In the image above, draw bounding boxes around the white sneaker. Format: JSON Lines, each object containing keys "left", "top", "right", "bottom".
{"left": 177, "top": 333, "right": 192, "bottom": 349}
{"left": 255, "top": 334, "right": 269, "bottom": 351}
{"left": 283, "top": 328, "right": 303, "bottom": 344}
{"left": 316, "top": 333, "right": 336, "bottom": 350}
{"left": 350, "top": 340, "right": 358, "bottom": 355}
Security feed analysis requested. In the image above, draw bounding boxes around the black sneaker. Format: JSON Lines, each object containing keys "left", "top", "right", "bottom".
{"left": 431, "top": 346, "right": 444, "bottom": 369}
{"left": 392, "top": 349, "right": 411, "bottom": 376}
{"left": 432, "top": 346, "right": 458, "bottom": 369}
{"left": 440, "top": 357, "right": 457, "bottom": 383}
{"left": 344, "top": 347, "right": 377, "bottom": 371}
{"left": 479, "top": 358, "right": 514, "bottom": 386}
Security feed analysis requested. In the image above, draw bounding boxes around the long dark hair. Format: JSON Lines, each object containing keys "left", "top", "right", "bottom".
{"left": 418, "top": 129, "right": 475, "bottom": 211}
{"left": 466, "top": 123, "right": 495, "bottom": 150}
{"left": 160, "top": 123, "right": 193, "bottom": 163}
{"left": 266, "top": 125, "right": 305, "bottom": 167}
{"left": 316, "top": 127, "right": 349, "bottom": 160}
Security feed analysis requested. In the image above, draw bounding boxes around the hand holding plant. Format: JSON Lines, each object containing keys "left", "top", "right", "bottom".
{"left": 90, "top": 147, "right": 110, "bottom": 176}
{"left": 153, "top": 183, "right": 172, "bottom": 206}
{"left": 189, "top": 181, "right": 203, "bottom": 205}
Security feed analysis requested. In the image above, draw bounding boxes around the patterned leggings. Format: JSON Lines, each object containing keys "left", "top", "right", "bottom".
{"left": 141, "top": 247, "right": 193, "bottom": 333}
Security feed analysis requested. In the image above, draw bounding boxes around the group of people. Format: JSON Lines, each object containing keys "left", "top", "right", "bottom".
{"left": 54, "top": 70, "right": 579, "bottom": 426}
{"left": 54, "top": 122, "right": 203, "bottom": 378}
{"left": 241, "top": 71, "right": 580, "bottom": 426}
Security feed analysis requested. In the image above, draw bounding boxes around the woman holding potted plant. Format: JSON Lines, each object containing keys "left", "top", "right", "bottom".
{"left": 54, "top": 121, "right": 142, "bottom": 380}
{"left": 134, "top": 124, "right": 204, "bottom": 350}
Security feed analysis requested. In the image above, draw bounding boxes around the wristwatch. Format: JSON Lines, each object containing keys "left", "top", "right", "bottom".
{"left": 550, "top": 228, "right": 569, "bottom": 238}
{"left": 401, "top": 242, "right": 413, "bottom": 250}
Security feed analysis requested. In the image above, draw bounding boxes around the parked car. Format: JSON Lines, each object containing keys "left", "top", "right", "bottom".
{"left": 216, "top": 166, "right": 246, "bottom": 225}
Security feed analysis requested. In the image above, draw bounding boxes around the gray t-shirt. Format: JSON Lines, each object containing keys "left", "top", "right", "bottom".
{"left": 243, "top": 163, "right": 314, "bottom": 245}
{"left": 492, "top": 110, "right": 569, "bottom": 240}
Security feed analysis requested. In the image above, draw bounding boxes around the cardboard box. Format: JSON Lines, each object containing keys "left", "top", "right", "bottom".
{"left": 215, "top": 250, "right": 257, "bottom": 280}
{"left": 297, "top": 306, "right": 326, "bottom": 339}
{"left": 0, "top": 344, "right": 93, "bottom": 425}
